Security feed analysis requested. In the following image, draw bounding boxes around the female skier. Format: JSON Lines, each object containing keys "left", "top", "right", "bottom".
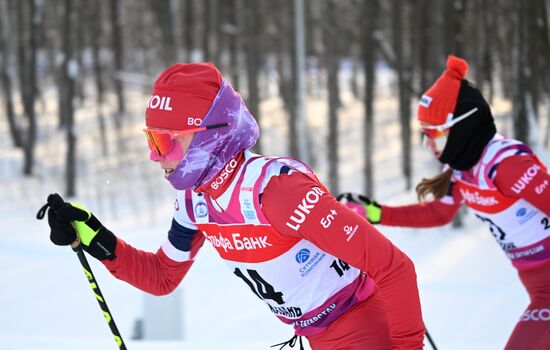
{"left": 339, "top": 56, "right": 550, "bottom": 350}
{"left": 39, "top": 63, "right": 425, "bottom": 349}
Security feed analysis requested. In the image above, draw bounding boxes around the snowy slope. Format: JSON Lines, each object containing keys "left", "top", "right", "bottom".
{"left": 0, "top": 198, "right": 527, "bottom": 350}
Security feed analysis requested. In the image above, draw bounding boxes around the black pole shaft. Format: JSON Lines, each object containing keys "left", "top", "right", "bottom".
{"left": 73, "top": 246, "right": 127, "bottom": 350}
{"left": 426, "top": 329, "right": 438, "bottom": 350}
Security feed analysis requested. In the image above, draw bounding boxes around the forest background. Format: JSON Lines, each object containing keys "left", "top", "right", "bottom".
{"left": 1, "top": 1, "right": 550, "bottom": 349}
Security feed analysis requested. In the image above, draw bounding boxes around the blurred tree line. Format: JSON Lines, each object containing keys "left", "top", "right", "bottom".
{"left": 1, "top": 0, "right": 550, "bottom": 196}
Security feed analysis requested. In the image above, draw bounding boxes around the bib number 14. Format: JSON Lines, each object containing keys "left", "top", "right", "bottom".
{"left": 234, "top": 268, "right": 285, "bottom": 305}
{"left": 330, "top": 259, "right": 350, "bottom": 277}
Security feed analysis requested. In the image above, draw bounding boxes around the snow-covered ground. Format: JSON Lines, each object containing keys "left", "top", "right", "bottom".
{"left": 0, "top": 68, "right": 545, "bottom": 350}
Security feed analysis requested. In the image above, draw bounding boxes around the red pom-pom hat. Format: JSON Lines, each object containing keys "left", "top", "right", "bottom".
{"left": 417, "top": 55, "right": 468, "bottom": 126}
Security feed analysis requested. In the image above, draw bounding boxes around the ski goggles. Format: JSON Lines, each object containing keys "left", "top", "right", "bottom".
{"left": 422, "top": 133, "right": 448, "bottom": 154}
{"left": 421, "top": 107, "right": 478, "bottom": 139}
{"left": 144, "top": 123, "right": 230, "bottom": 157}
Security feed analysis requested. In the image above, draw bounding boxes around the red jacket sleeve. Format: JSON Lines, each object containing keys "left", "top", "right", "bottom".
{"left": 262, "top": 173, "right": 425, "bottom": 350}
{"left": 379, "top": 181, "right": 462, "bottom": 227}
{"left": 493, "top": 154, "right": 550, "bottom": 215}
{"left": 102, "top": 232, "right": 205, "bottom": 296}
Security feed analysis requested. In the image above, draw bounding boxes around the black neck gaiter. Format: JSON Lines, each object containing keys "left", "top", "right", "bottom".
{"left": 438, "top": 81, "right": 497, "bottom": 171}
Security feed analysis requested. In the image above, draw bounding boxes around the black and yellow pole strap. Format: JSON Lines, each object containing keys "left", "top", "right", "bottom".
{"left": 73, "top": 245, "right": 127, "bottom": 350}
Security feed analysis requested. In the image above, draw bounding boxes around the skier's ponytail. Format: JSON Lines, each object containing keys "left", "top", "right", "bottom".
{"left": 415, "top": 168, "right": 453, "bottom": 203}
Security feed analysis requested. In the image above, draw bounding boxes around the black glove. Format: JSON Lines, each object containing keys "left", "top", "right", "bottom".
{"left": 336, "top": 192, "right": 382, "bottom": 224}
{"left": 36, "top": 193, "right": 117, "bottom": 260}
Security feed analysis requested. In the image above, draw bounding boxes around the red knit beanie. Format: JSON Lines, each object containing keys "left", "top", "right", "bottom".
{"left": 417, "top": 55, "right": 468, "bottom": 125}
{"left": 145, "top": 62, "right": 222, "bottom": 130}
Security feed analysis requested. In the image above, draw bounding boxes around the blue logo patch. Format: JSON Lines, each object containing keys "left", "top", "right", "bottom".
{"left": 295, "top": 249, "right": 310, "bottom": 264}
{"left": 194, "top": 201, "right": 208, "bottom": 218}
{"left": 419, "top": 94, "right": 432, "bottom": 108}
{"left": 516, "top": 208, "right": 527, "bottom": 217}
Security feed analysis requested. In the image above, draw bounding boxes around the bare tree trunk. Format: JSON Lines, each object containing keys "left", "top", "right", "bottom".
{"left": 444, "top": 0, "right": 467, "bottom": 57}
{"left": 512, "top": 0, "right": 529, "bottom": 143}
{"left": 89, "top": 0, "right": 108, "bottom": 156}
{"left": 74, "top": 0, "right": 86, "bottom": 107}
{"left": 323, "top": 0, "right": 340, "bottom": 193}
{"left": 432, "top": 0, "right": 445, "bottom": 74}
{"left": 228, "top": 0, "right": 242, "bottom": 90}
{"left": 293, "top": 0, "right": 313, "bottom": 166}
{"left": 43, "top": 2, "right": 60, "bottom": 91}
{"left": 110, "top": 0, "right": 125, "bottom": 123}
{"left": 201, "top": 0, "right": 209, "bottom": 61}
{"left": 244, "top": 0, "right": 261, "bottom": 153}
{"left": 132, "top": 0, "right": 154, "bottom": 76}
{"left": 202, "top": 0, "right": 219, "bottom": 63}
{"left": 275, "top": 1, "right": 297, "bottom": 157}
{"left": 182, "top": 0, "right": 194, "bottom": 62}
{"left": 16, "top": 0, "right": 28, "bottom": 120}
{"left": 0, "top": 0, "right": 21, "bottom": 148}
{"left": 17, "top": 0, "right": 39, "bottom": 175}
{"left": 539, "top": 0, "right": 550, "bottom": 147}
{"left": 170, "top": 0, "right": 183, "bottom": 62}
{"left": 61, "top": 0, "right": 77, "bottom": 196}
{"left": 361, "top": 0, "right": 379, "bottom": 197}
{"left": 416, "top": 0, "right": 439, "bottom": 93}
{"left": 473, "top": 0, "right": 495, "bottom": 103}
{"left": 537, "top": 0, "right": 550, "bottom": 99}
{"left": 351, "top": 52, "right": 360, "bottom": 100}
{"left": 214, "top": 0, "right": 225, "bottom": 67}
{"left": 150, "top": 0, "right": 178, "bottom": 66}
{"left": 496, "top": 2, "right": 515, "bottom": 101}
{"left": 526, "top": 0, "right": 544, "bottom": 119}
{"left": 393, "top": 0, "right": 412, "bottom": 189}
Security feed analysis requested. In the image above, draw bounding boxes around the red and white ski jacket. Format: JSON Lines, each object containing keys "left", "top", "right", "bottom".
{"left": 379, "top": 135, "right": 550, "bottom": 270}
{"left": 103, "top": 150, "right": 424, "bottom": 348}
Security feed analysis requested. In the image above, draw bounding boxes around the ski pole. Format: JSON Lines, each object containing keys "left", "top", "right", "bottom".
{"left": 73, "top": 244, "right": 127, "bottom": 350}
{"left": 425, "top": 328, "right": 438, "bottom": 350}
{"left": 36, "top": 196, "right": 126, "bottom": 349}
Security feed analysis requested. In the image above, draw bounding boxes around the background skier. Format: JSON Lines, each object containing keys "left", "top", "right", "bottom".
{"left": 339, "top": 56, "right": 550, "bottom": 350}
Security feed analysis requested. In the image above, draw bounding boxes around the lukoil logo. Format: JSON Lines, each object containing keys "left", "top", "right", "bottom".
{"left": 511, "top": 164, "right": 542, "bottom": 194}
{"left": 516, "top": 208, "right": 527, "bottom": 217}
{"left": 147, "top": 95, "right": 173, "bottom": 111}
{"left": 286, "top": 187, "right": 325, "bottom": 231}
{"left": 295, "top": 249, "right": 310, "bottom": 264}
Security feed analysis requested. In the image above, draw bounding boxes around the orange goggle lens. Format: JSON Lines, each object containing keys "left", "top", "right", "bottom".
{"left": 422, "top": 128, "right": 447, "bottom": 139}
{"left": 144, "top": 131, "right": 176, "bottom": 156}
{"left": 143, "top": 123, "right": 231, "bottom": 156}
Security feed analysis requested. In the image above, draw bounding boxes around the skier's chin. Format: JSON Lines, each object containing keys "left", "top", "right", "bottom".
{"left": 164, "top": 168, "right": 175, "bottom": 177}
